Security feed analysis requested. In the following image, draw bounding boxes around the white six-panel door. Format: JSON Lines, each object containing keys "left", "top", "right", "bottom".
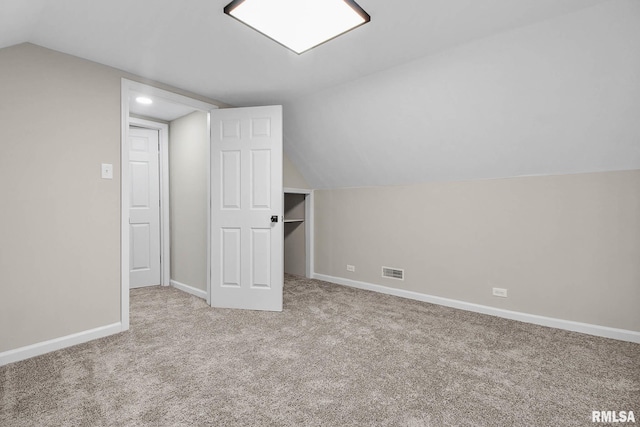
{"left": 210, "top": 106, "right": 283, "bottom": 311}
{"left": 129, "top": 127, "right": 161, "bottom": 288}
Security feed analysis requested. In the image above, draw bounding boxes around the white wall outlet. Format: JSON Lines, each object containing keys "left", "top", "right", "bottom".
{"left": 101, "top": 163, "right": 113, "bottom": 179}
{"left": 492, "top": 287, "right": 508, "bottom": 298}
{"left": 346, "top": 265, "right": 355, "bottom": 272}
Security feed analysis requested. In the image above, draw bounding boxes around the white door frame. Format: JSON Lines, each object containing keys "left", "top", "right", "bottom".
{"left": 284, "top": 187, "right": 314, "bottom": 278}
{"left": 129, "top": 117, "right": 169, "bottom": 288}
{"left": 120, "top": 79, "right": 218, "bottom": 330}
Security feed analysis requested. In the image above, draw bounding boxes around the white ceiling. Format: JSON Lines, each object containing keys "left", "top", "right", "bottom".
{"left": 129, "top": 91, "right": 200, "bottom": 122}
{"left": 0, "top": 0, "right": 608, "bottom": 106}
{"left": 3, "top": 0, "right": 637, "bottom": 189}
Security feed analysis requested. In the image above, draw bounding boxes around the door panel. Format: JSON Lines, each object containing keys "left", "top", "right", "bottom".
{"left": 251, "top": 150, "right": 271, "bottom": 209}
{"left": 222, "top": 228, "right": 241, "bottom": 287}
{"left": 251, "top": 228, "right": 271, "bottom": 288}
{"left": 129, "top": 127, "right": 161, "bottom": 288}
{"left": 130, "top": 162, "right": 150, "bottom": 207}
{"left": 131, "top": 223, "right": 151, "bottom": 270}
{"left": 210, "top": 106, "right": 283, "bottom": 311}
{"left": 221, "top": 151, "right": 241, "bottom": 209}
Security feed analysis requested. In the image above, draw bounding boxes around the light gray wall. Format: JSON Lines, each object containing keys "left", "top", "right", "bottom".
{"left": 169, "top": 111, "right": 209, "bottom": 291}
{"left": 0, "top": 43, "right": 121, "bottom": 351}
{"left": 314, "top": 170, "right": 640, "bottom": 332}
{"left": 0, "top": 43, "right": 225, "bottom": 353}
{"left": 284, "top": 0, "right": 640, "bottom": 189}
{"left": 283, "top": 153, "right": 309, "bottom": 189}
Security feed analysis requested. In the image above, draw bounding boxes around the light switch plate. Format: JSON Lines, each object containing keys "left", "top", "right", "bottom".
{"left": 101, "top": 163, "right": 113, "bottom": 179}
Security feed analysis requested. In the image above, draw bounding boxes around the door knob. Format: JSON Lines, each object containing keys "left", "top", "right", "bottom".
{"left": 271, "top": 215, "right": 278, "bottom": 223}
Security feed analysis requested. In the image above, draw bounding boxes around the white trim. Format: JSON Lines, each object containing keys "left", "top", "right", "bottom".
{"left": 170, "top": 280, "right": 208, "bottom": 300}
{"left": 121, "top": 81, "right": 131, "bottom": 331}
{"left": 312, "top": 273, "right": 640, "bottom": 344}
{"left": 283, "top": 187, "right": 311, "bottom": 194}
{"left": 121, "top": 78, "right": 219, "bottom": 331}
{"left": 306, "top": 190, "right": 314, "bottom": 278}
{"left": 129, "top": 117, "right": 170, "bottom": 287}
{"left": 206, "top": 112, "right": 212, "bottom": 305}
{"left": 283, "top": 188, "right": 314, "bottom": 278}
{"left": 0, "top": 323, "right": 122, "bottom": 367}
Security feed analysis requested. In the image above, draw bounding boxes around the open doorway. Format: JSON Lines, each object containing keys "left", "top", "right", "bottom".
{"left": 120, "top": 79, "right": 218, "bottom": 330}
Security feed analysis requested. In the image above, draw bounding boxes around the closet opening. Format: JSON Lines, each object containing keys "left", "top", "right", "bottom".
{"left": 284, "top": 188, "right": 313, "bottom": 278}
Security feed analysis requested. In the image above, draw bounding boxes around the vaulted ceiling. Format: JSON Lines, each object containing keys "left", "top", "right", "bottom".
{"left": 2, "top": 0, "right": 638, "bottom": 188}
{"left": 0, "top": 0, "right": 607, "bottom": 106}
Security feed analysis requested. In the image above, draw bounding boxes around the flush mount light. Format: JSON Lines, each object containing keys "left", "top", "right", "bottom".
{"left": 224, "top": 0, "right": 370, "bottom": 54}
{"left": 135, "top": 96, "right": 153, "bottom": 105}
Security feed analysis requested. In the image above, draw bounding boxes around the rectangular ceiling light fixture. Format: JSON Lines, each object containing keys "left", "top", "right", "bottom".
{"left": 224, "top": 0, "right": 370, "bottom": 54}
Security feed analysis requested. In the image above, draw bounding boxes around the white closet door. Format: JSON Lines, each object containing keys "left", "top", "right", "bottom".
{"left": 129, "top": 127, "right": 161, "bottom": 288}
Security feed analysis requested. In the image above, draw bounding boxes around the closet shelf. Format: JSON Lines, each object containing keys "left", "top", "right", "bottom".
{"left": 284, "top": 219, "right": 304, "bottom": 223}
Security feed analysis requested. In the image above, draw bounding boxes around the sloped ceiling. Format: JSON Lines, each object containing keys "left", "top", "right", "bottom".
{"left": 2, "top": 0, "right": 637, "bottom": 188}
{"left": 284, "top": 0, "right": 640, "bottom": 188}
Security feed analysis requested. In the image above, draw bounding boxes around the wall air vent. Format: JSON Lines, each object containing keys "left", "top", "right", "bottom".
{"left": 382, "top": 266, "right": 404, "bottom": 280}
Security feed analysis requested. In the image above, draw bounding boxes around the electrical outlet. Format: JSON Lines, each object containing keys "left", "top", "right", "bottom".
{"left": 346, "top": 265, "right": 355, "bottom": 272}
{"left": 492, "top": 287, "right": 508, "bottom": 298}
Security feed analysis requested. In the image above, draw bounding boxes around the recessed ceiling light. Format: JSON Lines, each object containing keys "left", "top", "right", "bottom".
{"left": 136, "top": 96, "right": 153, "bottom": 105}
{"left": 224, "top": 0, "right": 370, "bottom": 55}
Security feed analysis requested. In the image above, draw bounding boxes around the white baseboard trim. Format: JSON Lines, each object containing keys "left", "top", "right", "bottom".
{"left": 170, "top": 280, "right": 207, "bottom": 300}
{"left": 312, "top": 273, "right": 640, "bottom": 344}
{"left": 0, "top": 322, "right": 123, "bottom": 367}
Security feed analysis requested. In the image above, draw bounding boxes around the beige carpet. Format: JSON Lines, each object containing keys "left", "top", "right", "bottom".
{"left": 1, "top": 275, "right": 638, "bottom": 426}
